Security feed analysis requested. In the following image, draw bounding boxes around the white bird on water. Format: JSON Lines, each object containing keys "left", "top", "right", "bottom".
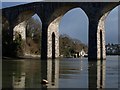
{"left": 41, "top": 79, "right": 48, "bottom": 84}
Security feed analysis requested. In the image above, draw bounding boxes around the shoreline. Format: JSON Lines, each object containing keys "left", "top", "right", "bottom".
{"left": 2, "top": 55, "right": 119, "bottom": 60}
{"left": 2, "top": 55, "right": 40, "bottom": 60}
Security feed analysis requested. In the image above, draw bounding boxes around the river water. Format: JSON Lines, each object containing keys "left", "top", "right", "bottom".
{"left": 2, "top": 56, "right": 119, "bottom": 89}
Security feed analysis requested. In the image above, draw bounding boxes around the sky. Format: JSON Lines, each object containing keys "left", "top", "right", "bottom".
{"left": 2, "top": 2, "right": 119, "bottom": 45}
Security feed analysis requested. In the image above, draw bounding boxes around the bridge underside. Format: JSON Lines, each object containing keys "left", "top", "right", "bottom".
{"left": 2, "top": 2, "right": 119, "bottom": 60}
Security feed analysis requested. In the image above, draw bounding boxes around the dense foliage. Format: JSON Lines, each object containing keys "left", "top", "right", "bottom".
{"left": 59, "top": 34, "right": 88, "bottom": 57}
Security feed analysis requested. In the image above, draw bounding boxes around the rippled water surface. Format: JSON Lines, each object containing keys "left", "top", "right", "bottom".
{"left": 2, "top": 56, "right": 119, "bottom": 88}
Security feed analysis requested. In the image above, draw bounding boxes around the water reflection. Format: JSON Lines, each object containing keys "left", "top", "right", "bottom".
{"left": 12, "top": 72, "right": 26, "bottom": 88}
{"left": 88, "top": 59, "right": 106, "bottom": 89}
{"left": 97, "top": 60, "right": 106, "bottom": 88}
{"left": 41, "top": 59, "right": 59, "bottom": 88}
{"left": 2, "top": 60, "right": 26, "bottom": 88}
{"left": 59, "top": 58, "right": 88, "bottom": 88}
{"left": 2, "top": 56, "right": 118, "bottom": 89}
{"left": 2, "top": 59, "right": 59, "bottom": 89}
{"left": 2, "top": 59, "right": 42, "bottom": 88}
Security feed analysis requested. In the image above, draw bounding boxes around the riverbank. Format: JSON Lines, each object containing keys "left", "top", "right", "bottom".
{"left": 2, "top": 54, "right": 40, "bottom": 60}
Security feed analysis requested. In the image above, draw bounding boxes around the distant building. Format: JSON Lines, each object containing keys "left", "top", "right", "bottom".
{"left": 106, "top": 43, "right": 120, "bottom": 55}
{"left": 73, "top": 49, "right": 86, "bottom": 58}
{"left": 80, "top": 49, "right": 86, "bottom": 56}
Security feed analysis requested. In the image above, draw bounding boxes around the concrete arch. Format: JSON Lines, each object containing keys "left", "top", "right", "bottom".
{"left": 97, "top": 5, "right": 119, "bottom": 60}
{"left": 49, "top": 5, "right": 88, "bottom": 25}
{"left": 13, "top": 11, "right": 34, "bottom": 41}
{"left": 13, "top": 11, "right": 35, "bottom": 26}
{"left": 105, "top": 5, "right": 119, "bottom": 43}
{"left": 13, "top": 11, "right": 42, "bottom": 41}
{"left": 47, "top": 7, "right": 88, "bottom": 59}
{"left": 13, "top": 11, "right": 42, "bottom": 56}
{"left": 59, "top": 7, "right": 88, "bottom": 43}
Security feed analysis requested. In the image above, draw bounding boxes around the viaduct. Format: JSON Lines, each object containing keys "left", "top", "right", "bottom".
{"left": 2, "top": 1, "right": 120, "bottom": 60}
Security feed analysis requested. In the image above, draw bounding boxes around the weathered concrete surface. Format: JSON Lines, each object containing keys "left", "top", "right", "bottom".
{"left": 13, "top": 21, "right": 27, "bottom": 40}
{"left": 2, "top": 2, "right": 120, "bottom": 60}
{"left": 47, "top": 16, "right": 61, "bottom": 58}
{"left": 97, "top": 13, "right": 109, "bottom": 60}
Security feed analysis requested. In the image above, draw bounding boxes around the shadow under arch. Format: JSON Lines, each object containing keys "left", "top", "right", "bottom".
{"left": 47, "top": 7, "right": 88, "bottom": 59}
{"left": 2, "top": 16, "right": 11, "bottom": 56}
{"left": 100, "top": 30, "right": 103, "bottom": 60}
{"left": 52, "top": 32, "right": 55, "bottom": 59}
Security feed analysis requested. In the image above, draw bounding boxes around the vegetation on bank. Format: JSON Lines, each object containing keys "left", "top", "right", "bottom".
{"left": 59, "top": 34, "right": 88, "bottom": 57}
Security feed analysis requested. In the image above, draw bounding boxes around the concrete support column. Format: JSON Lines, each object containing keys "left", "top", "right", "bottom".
{"left": 8, "top": 22, "right": 14, "bottom": 44}
{"left": 6, "top": 21, "right": 15, "bottom": 56}
{"left": 88, "top": 18, "right": 98, "bottom": 60}
{"left": 88, "top": 13, "right": 107, "bottom": 60}
{"left": 97, "top": 13, "right": 108, "bottom": 60}
{"left": 41, "top": 22, "right": 48, "bottom": 60}
{"left": 13, "top": 21, "right": 27, "bottom": 40}
{"left": 47, "top": 17, "right": 61, "bottom": 59}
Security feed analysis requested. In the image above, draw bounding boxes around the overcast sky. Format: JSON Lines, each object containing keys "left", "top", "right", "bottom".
{"left": 2, "top": 2, "right": 119, "bottom": 44}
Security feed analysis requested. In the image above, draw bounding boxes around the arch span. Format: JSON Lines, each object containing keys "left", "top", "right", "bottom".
{"left": 13, "top": 12, "right": 42, "bottom": 56}
{"left": 47, "top": 7, "right": 88, "bottom": 59}
{"left": 2, "top": 2, "right": 120, "bottom": 60}
{"left": 48, "top": 5, "right": 88, "bottom": 25}
{"left": 13, "top": 11, "right": 36, "bottom": 40}
{"left": 97, "top": 5, "right": 119, "bottom": 60}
